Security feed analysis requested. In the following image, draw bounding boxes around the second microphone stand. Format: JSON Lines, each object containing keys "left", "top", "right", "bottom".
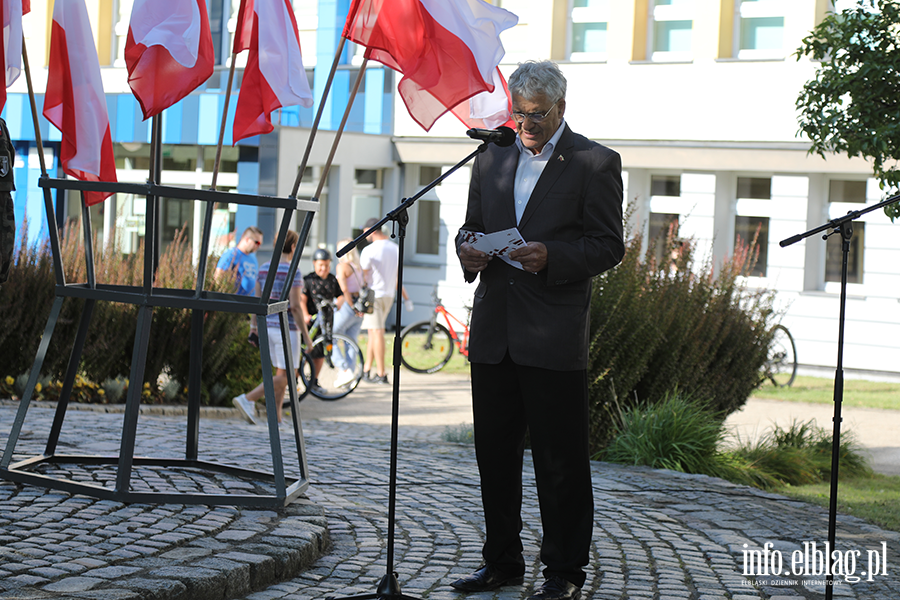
{"left": 780, "top": 192, "right": 900, "bottom": 600}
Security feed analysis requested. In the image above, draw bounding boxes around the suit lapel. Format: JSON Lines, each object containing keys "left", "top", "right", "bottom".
{"left": 518, "top": 124, "right": 575, "bottom": 230}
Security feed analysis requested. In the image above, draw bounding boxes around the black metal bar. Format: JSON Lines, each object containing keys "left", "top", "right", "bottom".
{"left": 257, "top": 325, "right": 287, "bottom": 498}
{"left": 279, "top": 208, "right": 314, "bottom": 303}
{"left": 52, "top": 283, "right": 290, "bottom": 314}
{"left": 195, "top": 201, "right": 216, "bottom": 297}
{"left": 45, "top": 299, "right": 96, "bottom": 456}
{"left": 116, "top": 305, "right": 154, "bottom": 494}
{"left": 39, "top": 178, "right": 320, "bottom": 212}
{"left": 0, "top": 461, "right": 308, "bottom": 507}
{"left": 41, "top": 181, "right": 65, "bottom": 286}
{"left": 80, "top": 193, "right": 96, "bottom": 289}
{"left": 186, "top": 309, "right": 203, "bottom": 461}
{"left": 0, "top": 297, "right": 64, "bottom": 468}
{"left": 282, "top": 316, "right": 309, "bottom": 482}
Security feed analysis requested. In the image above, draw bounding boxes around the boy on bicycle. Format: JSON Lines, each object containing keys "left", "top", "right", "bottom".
{"left": 301, "top": 248, "right": 346, "bottom": 387}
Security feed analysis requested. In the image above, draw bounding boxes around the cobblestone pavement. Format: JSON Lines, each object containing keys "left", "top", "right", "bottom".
{"left": 1, "top": 405, "right": 899, "bottom": 600}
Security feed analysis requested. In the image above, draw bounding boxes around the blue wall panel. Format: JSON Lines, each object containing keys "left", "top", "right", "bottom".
{"left": 364, "top": 68, "right": 384, "bottom": 135}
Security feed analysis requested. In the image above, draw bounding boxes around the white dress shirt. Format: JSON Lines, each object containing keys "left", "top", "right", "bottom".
{"left": 513, "top": 118, "right": 566, "bottom": 225}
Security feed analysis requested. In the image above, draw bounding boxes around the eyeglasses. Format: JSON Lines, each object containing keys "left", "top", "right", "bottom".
{"left": 512, "top": 100, "right": 559, "bottom": 124}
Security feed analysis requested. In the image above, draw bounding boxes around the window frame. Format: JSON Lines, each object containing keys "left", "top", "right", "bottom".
{"left": 569, "top": 0, "right": 610, "bottom": 62}
{"left": 733, "top": 0, "right": 785, "bottom": 60}
{"left": 648, "top": 0, "right": 694, "bottom": 62}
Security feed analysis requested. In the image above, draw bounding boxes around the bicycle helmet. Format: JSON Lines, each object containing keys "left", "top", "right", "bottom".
{"left": 312, "top": 248, "right": 331, "bottom": 261}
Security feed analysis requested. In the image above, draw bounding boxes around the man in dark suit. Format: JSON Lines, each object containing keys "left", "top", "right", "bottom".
{"left": 450, "top": 60, "right": 625, "bottom": 600}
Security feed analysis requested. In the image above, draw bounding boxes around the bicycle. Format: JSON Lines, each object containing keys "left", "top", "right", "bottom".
{"left": 764, "top": 323, "right": 798, "bottom": 387}
{"left": 299, "top": 299, "right": 364, "bottom": 400}
{"left": 399, "top": 287, "right": 470, "bottom": 374}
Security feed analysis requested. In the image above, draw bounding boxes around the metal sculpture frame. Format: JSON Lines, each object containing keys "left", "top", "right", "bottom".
{"left": 0, "top": 174, "right": 319, "bottom": 507}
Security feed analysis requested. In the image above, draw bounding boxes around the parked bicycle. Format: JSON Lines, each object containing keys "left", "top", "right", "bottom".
{"left": 299, "top": 299, "right": 364, "bottom": 399}
{"left": 764, "top": 323, "right": 798, "bottom": 387}
{"left": 399, "top": 287, "right": 470, "bottom": 374}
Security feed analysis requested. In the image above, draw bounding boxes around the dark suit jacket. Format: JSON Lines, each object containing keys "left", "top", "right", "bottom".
{"left": 455, "top": 124, "right": 625, "bottom": 371}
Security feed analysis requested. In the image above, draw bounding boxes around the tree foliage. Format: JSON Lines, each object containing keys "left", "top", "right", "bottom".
{"left": 796, "top": 0, "right": 900, "bottom": 219}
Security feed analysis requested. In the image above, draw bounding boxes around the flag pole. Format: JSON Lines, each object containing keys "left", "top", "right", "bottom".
{"left": 209, "top": 60, "right": 238, "bottom": 191}
{"left": 21, "top": 37, "right": 47, "bottom": 177}
{"left": 21, "top": 34, "right": 67, "bottom": 286}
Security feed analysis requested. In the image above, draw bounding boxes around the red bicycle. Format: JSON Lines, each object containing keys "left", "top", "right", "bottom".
{"left": 399, "top": 287, "right": 470, "bottom": 373}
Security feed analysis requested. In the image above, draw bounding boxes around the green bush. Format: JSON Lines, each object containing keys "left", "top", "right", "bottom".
{"left": 587, "top": 215, "right": 778, "bottom": 454}
{"left": 0, "top": 219, "right": 262, "bottom": 406}
{"left": 602, "top": 390, "right": 729, "bottom": 475}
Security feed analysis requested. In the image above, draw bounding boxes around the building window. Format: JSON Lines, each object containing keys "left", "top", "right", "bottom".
{"left": 825, "top": 222, "right": 865, "bottom": 284}
{"left": 648, "top": 212, "right": 679, "bottom": 268}
{"left": 829, "top": 180, "right": 867, "bottom": 203}
{"left": 825, "top": 179, "right": 867, "bottom": 284}
{"left": 650, "top": 0, "right": 693, "bottom": 61}
{"left": 651, "top": 174, "right": 681, "bottom": 197}
{"left": 415, "top": 201, "right": 440, "bottom": 255}
{"left": 735, "top": 0, "right": 784, "bottom": 58}
{"left": 737, "top": 177, "right": 771, "bottom": 199}
{"left": 571, "top": 0, "right": 609, "bottom": 61}
{"left": 351, "top": 169, "right": 384, "bottom": 240}
{"left": 734, "top": 215, "right": 769, "bottom": 277}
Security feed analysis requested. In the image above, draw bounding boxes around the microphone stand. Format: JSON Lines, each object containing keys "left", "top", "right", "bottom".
{"left": 780, "top": 192, "right": 900, "bottom": 600}
{"left": 331, "top": 140, "right": 490, "bottom": 599}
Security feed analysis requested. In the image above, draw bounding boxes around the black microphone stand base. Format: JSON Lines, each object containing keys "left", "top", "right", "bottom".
{"left": 326, "top": 573, "right": 421, "bottom": 600}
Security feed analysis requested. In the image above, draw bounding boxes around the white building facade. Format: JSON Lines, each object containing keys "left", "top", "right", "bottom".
{"left": 8, "top": 0, "right": 897, "bottom": 377}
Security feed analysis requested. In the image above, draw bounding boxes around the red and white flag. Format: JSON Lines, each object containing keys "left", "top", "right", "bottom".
{"left": 125, "top": 0, "right": 214, "bottom": 120}
{"left": 43, "top": 0, "right": 117, "bottom": 206}
{"left": 343, "top": 0, "right": 518, "bottom": 131}
{"left": 232, "top": 0, "right": 314, "bottom": 143}
{"left": 1, "top": 0, "right": 29, "bottom": 113}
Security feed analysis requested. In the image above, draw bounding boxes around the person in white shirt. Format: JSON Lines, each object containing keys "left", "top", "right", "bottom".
{"left": 359, "top": 217, "right": 410, "bottom": 384}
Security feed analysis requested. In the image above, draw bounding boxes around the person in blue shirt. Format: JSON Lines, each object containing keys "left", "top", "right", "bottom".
{"left": 215, "top": 226, "right": 263, "bottom": 295}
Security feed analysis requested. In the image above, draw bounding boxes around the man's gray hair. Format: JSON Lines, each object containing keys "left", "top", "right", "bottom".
{"left": 508, "top": 60, "right": 567, "bottom": 103}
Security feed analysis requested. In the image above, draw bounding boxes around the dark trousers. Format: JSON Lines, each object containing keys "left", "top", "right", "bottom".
{"left": 470, "top": 352, "right": 594, "bottom": 587}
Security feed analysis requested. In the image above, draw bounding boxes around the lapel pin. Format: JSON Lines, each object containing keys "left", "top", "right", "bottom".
{"left": 557, "top": 155, "right": 565, "bottom": 162}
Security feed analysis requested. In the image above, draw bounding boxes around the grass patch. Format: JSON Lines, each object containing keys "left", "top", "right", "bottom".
{"left": 441, "top": 423, "right": 474, "bottom": 444}
{"left": 779, "top": 474, "right": 900, "bottom": 533}
{"left": 752, "top": 376, "right": 900, "bottom": 410}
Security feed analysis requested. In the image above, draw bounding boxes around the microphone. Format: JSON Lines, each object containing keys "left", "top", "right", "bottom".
{"left": 466, "top": 126, "right": 517, "bottom": 147}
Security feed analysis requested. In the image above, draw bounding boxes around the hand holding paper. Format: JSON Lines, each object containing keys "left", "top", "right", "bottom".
{"left": 461, "top": 228, "right": 529, "bottom": 271}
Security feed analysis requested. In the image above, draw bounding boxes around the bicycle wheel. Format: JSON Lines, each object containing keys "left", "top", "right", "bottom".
{"left": 308, "top": 332, "right": 364, "bottom": 400}
{"left": 399, "top": 320, "right": 454, "bottom": 374}
{"left": 767, "top": 324, "right": 798, "bottom": 387}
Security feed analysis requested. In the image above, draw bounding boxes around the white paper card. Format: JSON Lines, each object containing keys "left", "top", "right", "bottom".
{"left": 460, "top": 228, "right": 528, "bottom": 271}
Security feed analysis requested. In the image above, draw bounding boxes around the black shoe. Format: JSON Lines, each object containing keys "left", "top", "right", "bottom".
{"left": 371, "top": 374, "right": 389, "bottom": 384}
{"left": 527, "top": 576, "right": 581, "bottom": 600}
{"left": 450, "top": 564, "right": 524, "bottom": 592}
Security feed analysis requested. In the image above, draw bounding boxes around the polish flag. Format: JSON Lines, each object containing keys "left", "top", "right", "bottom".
{"left": 43, "top": 0, "right": 117, "bottom": 206}
{"left": 343, "top": 0, "right": 518, "bottom": 131}
{"left": 1, "top": 0, "right": 29, "bottom": 113}
{"left": 232, "top": 0, "right": 314, "bottom": 143}
{"left": 125, "top": 0, "right": 214, "bottom": 120}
